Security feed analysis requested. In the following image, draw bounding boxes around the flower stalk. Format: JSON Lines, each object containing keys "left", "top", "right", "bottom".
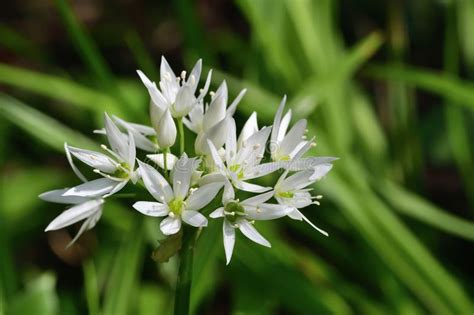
{"left": 174, "top": 226, "right": 197, "bottom": 315}
{"left": 178, "top": 117, "right": 185, "bottom": 155}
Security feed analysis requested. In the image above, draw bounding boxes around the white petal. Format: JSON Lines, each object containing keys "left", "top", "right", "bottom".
{"left": 172, "top": 154, "right": 199, "bottom": 199}
{"left": 63, "top": 178, "right": 121, "bottom": 197}
{"left": 278, "top": 109, "right": 292, "bottom": 142}
{"left": 133, "top": 201, "right": 169, "bottom": 217}
{"left": 113, "top": 116, "right": 156, "bottom": 136}
{"left": 196, "top": 118, "right": 230, "bottom": 155}
{"left": 238, "top": 220, "right": 270, "bottom": 247}
{"left": 245, "top": 203, "right": 292, "bottom": 221}
{"left": 237, "top": 112, "right": 258, "bottom": 149}
{"left": 67, "top": 209, "right": 102, "bottom": 247}
{"left": 203, "top": 81, "right": 227, "bottom": 130}
{"left": 210, "top": 207, "right": 225, "bottom": 218}
{"left": 147, "top": 153, "right": 178, "bottom": 170}
{"left": 235, "top": 126, "right": 271, "bottom": 167}
{"left": 286, "top": 157, "right": 338, "bottom": 171}
{"left": 160, "top": 56, "right": 179, "bottom": 102}
{"left": 222, "top": 181, "right": 235, "bottom": 203}
{"left": 157, "top": 110, "right": 177, "bottom": 148}
{"left": 160, "top": 216, "right": 182, "bottom": 235}
{"left": 138, "top": 160, "right": 174, "bottom": 203}
{"left": 226, "top": 88, "right": 247, "bottom": 118}
{"left": 225, "top": 118, "right": 237, "bottom": 165}
{"left": 279, "top": 169, "right": 315, "bottom": 192}
{"left": 309, "top": 163, "right": 333, "bottom": 181}
{"left": 287, "top": 208, "right": 302, "bottom": 220}
{"left": 197, "top": 70, "right": 212, "bottom": 102}
{"left": 223, "top": 220, "right": 236, "bottom": 265}
{"left": 45, "top": 199, "right": 103, "bottom": 231}
{"left": 234, "top": 180, "right": 271, "bottom": 193}
{"left": 188, "top": 59, "right": 202, "bottom": 92}
{"left": 182, "top": 210, "right": 208, "bottom": 227}
{"left": 39, "top": 188, "right": 88, "bottom": 204}
{"left": 278, "top": 119, "right": 307, "bottom": 157}
{"left": 207, "top": 140, "right": 225, "bottom": 172}
{"left": 240, "top": 191, "right": 274, "bottom": 206}
{"left": 198, "top": 172, "right": 226, "bottom": 186}
{"left": 297, "top": 210, "right": 328, "bottom": 236}
{"left": 150, "top": 101, "right": 165, "bottom": 132}
{"left": 244, "top": 162, "right": 281, "bottom": 180}
{"left": 104, "top": 113, "right": 129, "bottom": 161}
{"left": 65, "top": 143, "right": 87, "bottom": 182}
{"left": 67, "top": 145, "right": 117, "bottom": 173}
{"left": 185, "top": 182, "right": 223, "bottom": 211}
{"left": 136, "top": 70, "right": 168, "bottom": 109}
{"left": 270, "top": 96, "right": 287, "bottom": 145}
{"left": 173, "top": 84, "right": 196, "bottom": 117}
{"left": 103, "top": 180, "right": 128, "bottom": 197}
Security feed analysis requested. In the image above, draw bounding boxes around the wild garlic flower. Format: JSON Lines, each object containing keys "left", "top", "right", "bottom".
{"left": 95, "top": 115, "right": 158, "bottom": 152}
{"left": 274, "top": 164, "right": 333, "bottom": 236}
{"left": 40, "top": 188, "right": 104, "bottom": 246}
{"left": 210, "top": 185, "right": 291, "bottom": 264}
{"left": 137, "top": 57, "right": 211, "bottom": 148}
{"left": 184, "top": 81, "right": 247, "bottom": 155}
{"left": 133, "top": 157, "right": 223, "bottom": 235}
{"left": 65, "top": 114, "right": 138, "bottom": 197}
{"left": 40, "top": 57, "right": 336, "bottom": 264}
{"left": 206, "top": 118, "right": 275, "bottom": 195}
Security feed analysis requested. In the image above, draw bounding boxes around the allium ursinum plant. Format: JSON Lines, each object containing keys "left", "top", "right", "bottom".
{"left": 40, "top": 57, "right": 336, "bottom": 315}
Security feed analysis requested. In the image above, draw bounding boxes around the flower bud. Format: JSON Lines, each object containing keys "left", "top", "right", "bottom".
{"left": 156, "top": 109, "right": 176, "bottom": 148}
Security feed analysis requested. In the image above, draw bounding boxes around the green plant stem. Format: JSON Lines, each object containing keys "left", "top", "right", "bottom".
{"left": 164, "top": 147, "right": 170, "bottom": 179}
{"left": 178, "top": 117, "right": 185, "bottom": 155}
{"left": 174, "top": 226, "right": 197, "bottom": 315}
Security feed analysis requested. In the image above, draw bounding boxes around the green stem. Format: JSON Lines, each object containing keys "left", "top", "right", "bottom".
{"left": 164, "top": 147, "right": 170, "bottom": 179}
{"left": 174, "top": 226, "right": 197, "bottom": 315}
{"left": 178, "top": 117, "right": 185, "bottom": 155}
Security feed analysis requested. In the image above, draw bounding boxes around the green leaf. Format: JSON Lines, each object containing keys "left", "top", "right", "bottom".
{"left": 0, "top": 64, "right": 123, "bottom": 115}
{"left": 0, "top": 93, "right": 96, "bottom": 152}
{"left": 103, "top": 217, "right": 146, "bottom": 315}
{"left": 365, "top": 63, "right": 474, "bottom": 111}
{"left": 379, "top": 180, "right": 474, "bottom": 240}
{"left": 6, "top": 273, "right": 59, "bottom": 315}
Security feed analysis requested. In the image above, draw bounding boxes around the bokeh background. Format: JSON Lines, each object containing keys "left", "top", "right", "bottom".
{"left": 1, "top": 0, "right": 474, "bottom": 314}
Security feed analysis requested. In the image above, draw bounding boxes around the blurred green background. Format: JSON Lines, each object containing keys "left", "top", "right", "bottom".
{"left": 1, "top": 0, "right": 474, "bottom": 314}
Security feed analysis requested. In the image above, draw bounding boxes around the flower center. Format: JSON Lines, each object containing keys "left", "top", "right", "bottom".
{"left": 169, "top": 198, "right": 185, "bottom": 215}
{"left": 224, "top": 201, "right": 246, "bottom": 223}
{"left": 113, "top": 162, "right": 130, "bottom": 178}
{"left": 229, "top": 164, "right": 244, "bottom": 179}
{"left": 276, "top": 191, "right": 294, "bottom": 198}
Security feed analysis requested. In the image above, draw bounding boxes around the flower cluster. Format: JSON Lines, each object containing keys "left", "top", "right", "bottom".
{"left": 40, "top": 57, "right": 336, "bottom": 263}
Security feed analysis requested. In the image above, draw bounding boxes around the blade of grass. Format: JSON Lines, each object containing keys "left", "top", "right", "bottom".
{"left": 365, "top": 63, "right": 474, "bottom": 111}
{"left": 103, "top": 216, "right": 146, "bottom": 315}
{"left": 53, "top": 0, "right": 113, "bottom": 90}
{"left": 0, "top": 93, "right": 96, "bottom": 151}
{"left": 83, "top": 259, "right": 100, "bottom": 315}
{"left": 0, "top": 63, "right": 123, "bottom": 115}
{"left": 378, "top": 180, "right": 474, "bottom": 240}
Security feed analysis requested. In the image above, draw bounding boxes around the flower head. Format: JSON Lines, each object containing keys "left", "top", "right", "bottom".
{"left": 274, "top": 164, "right": 333, "bottom": 235}
{"left": 133, "top": 156, "right": 223, "bottom": 235}
{"left": 210, "top": 185, "right": 291, "bottom": 264}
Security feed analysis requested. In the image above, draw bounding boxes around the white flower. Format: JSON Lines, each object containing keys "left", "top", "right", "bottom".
{"left": 40, "top": 188, "right": 104, "bottom": 246}
{"left": 206, "top": 117, "right": 276, "bottom": 195}
{"left": 270, "top": 96, "right": 309, "bottom": 162}
{"left": 65, "top": 113, "right": 138, "bottom": 197}
{"left": 137, "top": 58, "right": 212, "bottom": 148}
{"left": 95, "top": 115, "right": 158, "bottom": 152}
{"left": 209, "top": 185, "right": 292, "bottom": 264}
{"left": 133, "top": 156, "right": 223, "bottom": 235}
{"left": 274, "top": 164, "right": 333, "bottom": 236}
{"left": 270, "top": 96, "right": 338, "bottom": 170}
{"left": 184, "top": 81, "right": 247, "bottom": 155}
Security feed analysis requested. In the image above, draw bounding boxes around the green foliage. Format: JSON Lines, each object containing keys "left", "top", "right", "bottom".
{"left": 0, "top": 0, "right": 473, "bottom": 314}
